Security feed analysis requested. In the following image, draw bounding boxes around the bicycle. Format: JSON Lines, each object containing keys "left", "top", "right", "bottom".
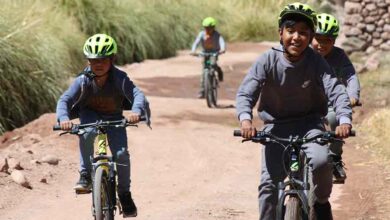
{"left": 233, "top": 129, "right": 355, "bottom": 220}
{"left": 192, "top": 52, "right": 220, "bottom": 108}
{"left": 53, "top": 119, "right": 139, "bottom": 220}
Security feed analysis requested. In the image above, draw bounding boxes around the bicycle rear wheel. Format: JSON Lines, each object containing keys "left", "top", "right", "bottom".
{"left": 93, "top": 166, "right": 114, "bottom": 220}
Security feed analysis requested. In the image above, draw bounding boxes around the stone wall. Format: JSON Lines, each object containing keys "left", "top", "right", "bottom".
{"left": 343, "top": 0, "right": 390, "bottom": 54}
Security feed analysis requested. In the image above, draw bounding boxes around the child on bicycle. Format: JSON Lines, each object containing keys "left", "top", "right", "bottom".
{"left": 191, "top": 17, "right": 226, "bottom": 98}
{"left": 56, "top": 33, "right": 150, "bottom": 217}
{"left": 312, "top": 13, "right": 361, "bottom": 183}
{"left": 236, "top": 3, "right": 352, "bottom": 219}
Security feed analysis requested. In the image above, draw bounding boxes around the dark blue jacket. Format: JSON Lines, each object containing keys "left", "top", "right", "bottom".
{"left": 56, "top": 66, "right": 151, "bottom": 125}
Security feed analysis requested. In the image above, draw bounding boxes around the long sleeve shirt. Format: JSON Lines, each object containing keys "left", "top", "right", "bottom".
{"left": 236, "top": 46, "right": 352, "bottom": 125}
{"left": 324, "top": 46, "right": 360, "bottom": 100}
{"left": 191, "top": 30, "right": 225, "bottom": 53}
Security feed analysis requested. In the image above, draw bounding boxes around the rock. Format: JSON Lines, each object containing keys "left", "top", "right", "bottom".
{"left": 41, "top": 155, "right": 60, "bottom": 165}
{"left": 378, "top": 19, "right": 385, "bottom": 27}
{"left": 345, "top": 27, "right": 363, "bottom": 36}
{"left": 40, "top": 178, "right": 47, "bottom": 184}
{"left": 0, "top": 157, "right": 9, "bottom": 173}
{"left": 11, "top": 170, "right": 31, "bottom": 189}
{"left": 345, "top": 2, "right": 362, "bottom": 14}
{"left": 24, "top": 134, "right": 42, "bottom": 144}
{"left": 372, "top": 38, "right": 384, "bottom": 47}
{"left": 8, "top": 158, "right": 23, "bottom": 170}
{"left": 344, "top": 14, "right": 362, "bottom": 25}
{"left": 362, "top": 8, "right": 369, "bottom": 17}
{"left": 366, "top": 24, "right": 376, "bottom": 33}
{"left": 379, "top": 43, "right": 390, "bottom": 50}
{"left": 357, "top": 23, "right": 366, "bottom": 30}
{"left": 30, "top": 159, "right": 41, "bottom": 165}
{"left": 342, "top": 37, "right": 369, "bottom": 53}
{"left": 378, "top": 2, "right": 388, "bottom": 7}
{"left": 381, "top": 32, "right": 390, "bottom": 40}
{"left": 373, "top": 32, "right": 381, "bottom": 38}
{"left": 366, "top": 46, "right": 376, "bottom": 54}
{"left": 384, "top": 24, "right": 390, "bottom": 32}
{"left": 365, "top": 16, "right": 376, "bottom": 23}
{"left": 354, "top": 63, "right": 367, "bottom": 74}
{"left": 365, "top": 52, "right": 381, "bottom": 71}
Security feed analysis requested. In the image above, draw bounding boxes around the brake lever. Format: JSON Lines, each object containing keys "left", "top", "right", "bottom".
{"left": 242, "top": 139, "right": 251, "bottom": 143}
{"left": 59, "top": 131, "right": 69, "bottom": 136}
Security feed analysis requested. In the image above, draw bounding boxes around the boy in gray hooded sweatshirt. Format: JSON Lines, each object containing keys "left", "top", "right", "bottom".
{"left": 236, "top": 3, "right": 352, "bottom": 220}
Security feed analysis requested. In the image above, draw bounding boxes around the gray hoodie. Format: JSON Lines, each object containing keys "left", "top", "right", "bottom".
{"left": 325, "top": 46, "right": 360, "bottom": 100}
{"left": 236, "top": 46, "right": 352, "bottom": 125}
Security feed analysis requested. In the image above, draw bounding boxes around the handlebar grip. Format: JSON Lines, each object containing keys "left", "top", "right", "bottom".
{"left": 328, "top": 130, "right": 356, "bottom": 137}
{"left": 233, "top": 130, "right": 242, "bottom": 137}
{"left": 53, "top": 125, "right": 62, "bottom": 131}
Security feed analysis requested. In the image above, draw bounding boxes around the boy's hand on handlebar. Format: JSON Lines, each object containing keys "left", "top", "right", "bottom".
{"left": 350, "top": 98, "right": 359, "bottom": 107}
{"left": 335, "top": 123, "right": 352, "bottom": 139}
{"left": 127, "top": 112, "right": 141, "bottom": 124}
{"left": 60, "top": 120, "right": 73, "bottom": 131}
{"left": 240, "top": 120, "right": 257, "bottom": 139}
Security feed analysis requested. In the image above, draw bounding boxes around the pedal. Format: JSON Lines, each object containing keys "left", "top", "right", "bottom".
{"left": 332, "top": 178, "right": 345, "bottom": 184}
{"left": 74, "top": 186, "right": 92, "bottom": 194}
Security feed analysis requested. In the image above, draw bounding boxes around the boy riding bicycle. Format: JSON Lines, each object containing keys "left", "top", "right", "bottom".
{"left": 56, "top": 33, "right": 150, "bottom": 217}
{"left": 312, "top": 13, "right": 361, "bottom": 183}
{"left": 191, "top": 17, "right": 226, "bottom": 98}
{"left": 236, "top": 3, "right": 353, "bottom": 220}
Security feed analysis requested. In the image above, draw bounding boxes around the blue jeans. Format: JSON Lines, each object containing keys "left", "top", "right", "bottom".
{"left": 78, "top": 109, "right": 131, "bottom": 194}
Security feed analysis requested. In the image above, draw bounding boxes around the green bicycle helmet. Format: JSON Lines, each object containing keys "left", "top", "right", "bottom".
{"left": 316, "top": 13, "right": 339, "bottom": 37}
{"left": 202, "top": 17, "right": 217, "bottom": 27}
{"left": 83, "top": 33, "right": 117, "bottom": 59}
{"left": 278, "top": 2, "right": 317, "bottom": 30}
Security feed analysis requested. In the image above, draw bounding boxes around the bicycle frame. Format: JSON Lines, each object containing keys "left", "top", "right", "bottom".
{"left": 91, "top": 129, "right": 118, "bottom": 218}
{"left": 233, "top": 130, "right": 354, "bottom": 220}
{"left": 53, "top": 119, "right": 140, "bottom": 219}
{"left": 276, "top": 140, "right": 311, "bottom": 220}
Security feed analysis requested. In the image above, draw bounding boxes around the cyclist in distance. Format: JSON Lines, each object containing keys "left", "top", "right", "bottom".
{"left": 191, "top": 16, "right": 226, "bottom": 98}
{"left": 312, "top": 13, "right": 361, "bottom": 183}
{"left": 235, "top": 3, "right": 353, "bottom": 219}
{"left": 56, "top": 33, "right": 151, "bottom": 217}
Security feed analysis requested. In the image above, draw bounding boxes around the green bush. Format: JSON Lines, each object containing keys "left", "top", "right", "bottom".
{"left": 0, "top": 0, "right": 85, "bottom": 133}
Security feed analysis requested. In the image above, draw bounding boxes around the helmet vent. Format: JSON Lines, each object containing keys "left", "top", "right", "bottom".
{"left": 96, "top": 36, "right": 100, "bottom": 42}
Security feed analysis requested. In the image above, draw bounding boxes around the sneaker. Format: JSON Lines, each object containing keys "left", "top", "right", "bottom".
{"left": 333, "top": 159, "right": 347, "bottom": 184}
{"left": 197, "top": 91, "right": 205, "bottom": 99}
{"left": 119, "top": 192, "right": 137, "bottom": 217}
{"left": 314, "top": 202, "right": 333, "bottom": 220}
{"left": 73, "top": 171, "right": 92, "bottom": 194}
{"left": 216, "top": 67, "right": 223, "bottom": 82}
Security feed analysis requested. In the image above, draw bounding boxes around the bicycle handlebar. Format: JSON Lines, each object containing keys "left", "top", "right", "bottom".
{"left": 233, "top": 130, "right": 355, "bottom": 144}
{"left": 53, "top": 117, "right": 146, "bottom": 132}
{"left": 191, "top": 52, "right": 220, "bottom": 57}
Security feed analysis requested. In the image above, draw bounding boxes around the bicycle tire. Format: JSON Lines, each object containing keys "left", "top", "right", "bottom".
{"left": 308, "top": 167, "right": 316, "bottom": 220}
{"left": 210, "top": 69, "right": 218, "bottom": 107}
{"left": 93, "top": 166, "right": 114, "bottom": 220}
{"left": 284, "top": 196, "right": 303, "bottom": 220}
{"left": 205, "top": 69, "right": 213, "bottom": 108}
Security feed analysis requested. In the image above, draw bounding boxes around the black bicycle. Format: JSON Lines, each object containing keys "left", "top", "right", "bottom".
{"left": 193, "top": 52, "right": 220, "bottom": 108}
{"left": 54, "top": 119, "right": 139, "bottom": 220}
{"left": 234, "top": 130, "right": 354, "bottom": 220}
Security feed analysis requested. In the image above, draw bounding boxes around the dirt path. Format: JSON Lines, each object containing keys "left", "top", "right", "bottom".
{"left": 0, "top": 42, "right": 387, "bottom": 220}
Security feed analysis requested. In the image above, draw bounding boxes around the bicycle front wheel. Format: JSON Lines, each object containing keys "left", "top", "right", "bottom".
{"left": 93, "top": 166, "right": 114, "bottom": 220}
{"left": 284, "top": 196, "right": 304, "bottom": 220}
{"left": 205, "top": 70, "right": 218, "bottom": 108}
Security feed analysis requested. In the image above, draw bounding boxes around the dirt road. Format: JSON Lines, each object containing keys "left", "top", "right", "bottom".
{"left": 0, "top": 42, "right": 386, "bottom": 220}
